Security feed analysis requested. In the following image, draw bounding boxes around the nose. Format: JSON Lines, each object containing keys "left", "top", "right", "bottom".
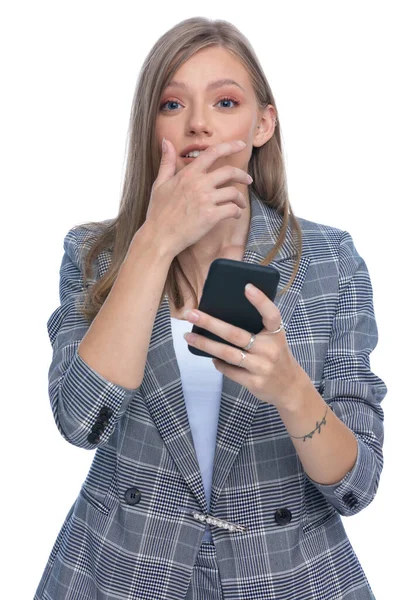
{"left": 187, "top": 121, "right": 212, "bottom": 136}
{"left": 186, "top": 105, "right": 213, "bottom": 136}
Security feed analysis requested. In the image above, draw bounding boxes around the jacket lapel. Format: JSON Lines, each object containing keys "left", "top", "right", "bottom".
{"left": 210, "top": 234, "right": 311, "bottom": 511}
{"left": 142, "top": 296, "right": 210, "bottom": 512}
{"left": 126, "top": 191, "right": 310, "bottom": 512}
{"left": 94, "top": 240, "right": 210, "bottom": 511}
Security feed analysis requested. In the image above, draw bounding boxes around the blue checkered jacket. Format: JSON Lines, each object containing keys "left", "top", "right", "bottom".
{"left": 34, "top": 191, "right": 386, "bottom": 599}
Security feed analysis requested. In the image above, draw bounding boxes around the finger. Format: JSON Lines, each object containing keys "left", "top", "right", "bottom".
{"left": 184, "top": 309, "right": 254, "bottom": 353}
{"left": 197, "top": 140, "right": 247, "bottom": 173}
{"left": 244, "top": 284, "right": 282, "bottom": 332}
{"left": 212, "top": 359, "right": 250, "bottom": 385}
{"left": 156, "top": 137, "right": 177, "bottom": 184}
{"left": 184, "top": 332, "right": 254, "bottom": 372}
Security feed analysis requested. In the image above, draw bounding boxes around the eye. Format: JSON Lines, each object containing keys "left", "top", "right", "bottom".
{"left": 217, "top": 97, "right": 240, "bottom": 108}
{"left": 160, "top": 99, "right": 181, "bottom": 111}
{"left": 159, "top": 97, "right": 240, "bottom": 111}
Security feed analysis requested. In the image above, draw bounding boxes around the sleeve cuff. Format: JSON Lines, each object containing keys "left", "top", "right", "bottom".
{"left": 56, "top": 350, "right": 139, "bottom": 448}
{"left": 306, "top": 436, "right": 381, "bottom": 515}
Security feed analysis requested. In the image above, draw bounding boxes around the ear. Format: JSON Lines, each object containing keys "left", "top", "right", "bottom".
{"left": 253, "top": 104, "right": 277, "bottom": 148}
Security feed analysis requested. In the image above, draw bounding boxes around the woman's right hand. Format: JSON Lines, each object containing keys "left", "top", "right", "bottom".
{"left": 145, "top": 138, "right": 252, "bottom": 257}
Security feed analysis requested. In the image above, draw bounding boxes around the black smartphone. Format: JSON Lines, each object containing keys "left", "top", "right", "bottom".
{"left": 188, "top": 258, "right": 280, "bottom": 359}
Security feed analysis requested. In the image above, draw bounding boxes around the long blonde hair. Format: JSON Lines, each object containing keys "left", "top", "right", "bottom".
{"left": 76, "top": 17, "right": 302, "bottom": 323}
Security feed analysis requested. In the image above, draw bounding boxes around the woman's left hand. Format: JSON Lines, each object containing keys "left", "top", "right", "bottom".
{"left": 183, "top": 283, "right": 308, "bottom": 411}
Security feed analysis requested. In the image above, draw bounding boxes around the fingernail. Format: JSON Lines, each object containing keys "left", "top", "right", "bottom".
{"left": 237, "top": 140, "right": 246, "bottom": 147}
{"left": 245, "top": 283, "right": 257, "bottom": 296}
{"left": 162, "top": 137, "right": 167, "bottom": 153}
{"left": 183, "top": 309, "right": 199, "bottom": 321}
{"left": 184, "top": 332, "right": 196, "bottom": 342}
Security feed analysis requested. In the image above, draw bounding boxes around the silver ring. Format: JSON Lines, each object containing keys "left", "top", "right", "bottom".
{"left": 242, "top": 333, "right": 256, "bottom": 351}
{"left": 268, "top": 320, "right": 285, "bottom": 334}
{"left": 238, "top": 351, "right": 247, "bottom": 368}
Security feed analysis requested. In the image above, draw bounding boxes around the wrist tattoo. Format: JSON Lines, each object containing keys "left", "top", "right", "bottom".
{"left": 289, "top": 407, "right": 329, "bottom": 442}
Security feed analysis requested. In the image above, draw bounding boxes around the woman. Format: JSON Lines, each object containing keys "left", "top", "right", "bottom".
{"left": 34, "top": 16, "right": 386, "bottom": 600}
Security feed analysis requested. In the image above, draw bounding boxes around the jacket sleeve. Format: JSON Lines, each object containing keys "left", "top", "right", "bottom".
{"left": 307, "top": 230, "right": 387, "bottom": 516}
{"left": 47, "top": 226, "right": 139, "bottom": 449}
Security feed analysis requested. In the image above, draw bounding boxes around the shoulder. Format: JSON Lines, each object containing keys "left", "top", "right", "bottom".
{"left": 296, "top": 214, "right": 346, "bottom": 252}
{"left": 295, "top": 215, "right": 365, "bottom": 282}
{"left": 295, "top": 215, "right": 360, "bottom": 260}
{"left": 62, "top": 218, "right": 114, "bottom": 265}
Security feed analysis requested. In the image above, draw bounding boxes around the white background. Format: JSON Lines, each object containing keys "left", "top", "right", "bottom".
{"left": 2, "top": 2, "right": 398, "bottom": 598}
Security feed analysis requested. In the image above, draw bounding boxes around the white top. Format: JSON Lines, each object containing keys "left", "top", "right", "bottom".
{"left": 171, "top": 317, "right": 223, "bottom": 543}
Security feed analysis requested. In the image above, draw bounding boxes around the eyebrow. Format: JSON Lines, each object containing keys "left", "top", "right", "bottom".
{"left": 165, "top": 78, "right": 246, "bottom": 93}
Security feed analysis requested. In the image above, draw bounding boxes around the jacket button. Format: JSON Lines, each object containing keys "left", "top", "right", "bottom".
{"left": 91, "top": 422, "right": 104, "bottom": 435}
{"left": 87, "top": 432, "right": 100, "bottom": 444}
{"left": 274, "top": 508, "right": 292, "bottom": 526}
{"left": 124, "top": 487, "right": 142, "bottom": 506}
{"left": 343, "top": 492, "right": 359, "bottom": 508}
{"left": 99, "top": 406, "right": 113, "bottom": 418}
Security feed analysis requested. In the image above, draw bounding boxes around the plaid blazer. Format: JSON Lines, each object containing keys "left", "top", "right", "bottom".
{"left": 35, "top": 190, "right": 386, "bottom": 600}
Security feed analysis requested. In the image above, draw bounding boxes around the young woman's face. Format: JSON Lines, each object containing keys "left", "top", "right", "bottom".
{"left": 155, "top": 46, "right": 275, "bottom": 175}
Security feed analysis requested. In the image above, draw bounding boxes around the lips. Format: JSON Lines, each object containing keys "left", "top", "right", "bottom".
{"left": 180, "top": 144, "right": 210, "bottom": 157}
